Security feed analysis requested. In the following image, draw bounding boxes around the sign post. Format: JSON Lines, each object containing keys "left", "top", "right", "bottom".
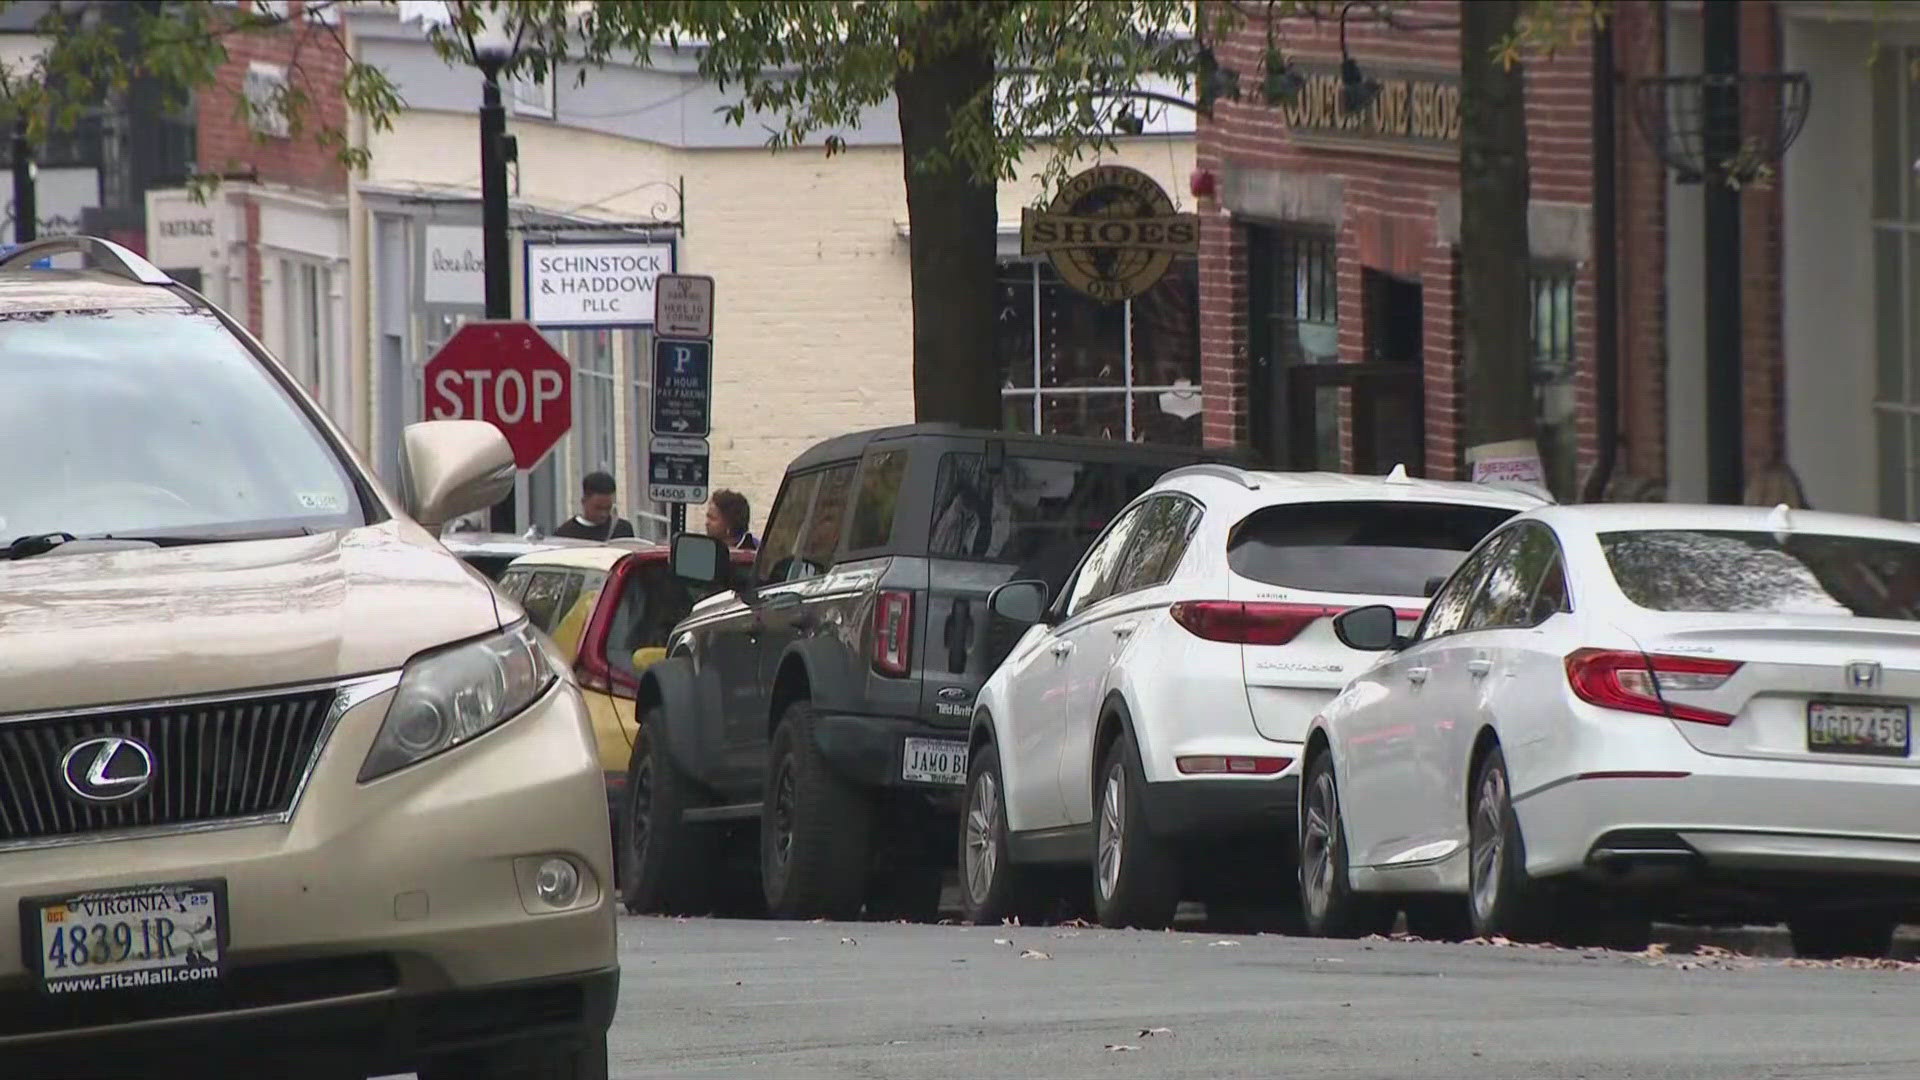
{"left": 651, "top": 274, "right": 716, "bottom": 535}
{"left": 423, "top": 321, "right": 574, "bottom": 471}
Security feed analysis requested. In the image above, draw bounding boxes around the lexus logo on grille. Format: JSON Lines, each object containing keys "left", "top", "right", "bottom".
{"left": 1847, "top": 661, "right": 1882, "bottom": 690}
{"left": 59, "top": 736, "right": 154, "bottom": 803}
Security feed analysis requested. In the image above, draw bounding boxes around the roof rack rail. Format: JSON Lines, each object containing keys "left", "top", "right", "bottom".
{"left": 1161, "top": 463, "right": 1260, "bottom": 490}
{"left": 0, "top": 236, "right": 172, "bottom": 285}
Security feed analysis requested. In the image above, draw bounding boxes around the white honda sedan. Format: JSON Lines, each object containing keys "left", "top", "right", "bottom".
{"left": 961, "top": 464, "right": 1543, "bottom": 930}
{"left": 1304, "top": 503, "right": 1920, "bottom": 958}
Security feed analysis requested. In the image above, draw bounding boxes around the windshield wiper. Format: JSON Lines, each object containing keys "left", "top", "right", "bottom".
{"left": 3, "top": 527, "right": 311, "bottom": 560}
{"left": 4, "top": 532, "right": 77, "bottom": 560}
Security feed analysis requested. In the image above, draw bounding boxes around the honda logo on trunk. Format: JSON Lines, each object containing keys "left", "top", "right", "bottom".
{"left": 1847, "top": 661, "right": 1882, "bottom": 690}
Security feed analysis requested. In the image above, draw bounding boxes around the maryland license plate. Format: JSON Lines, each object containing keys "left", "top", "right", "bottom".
{"left": 1807, "top": 702, "right": 1911, "bottom": 757}
{"left": 25, "top": 881, "right": 225, "bottom": 994}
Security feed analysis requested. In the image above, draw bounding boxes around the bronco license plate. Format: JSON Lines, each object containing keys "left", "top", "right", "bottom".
{"left": 1807, "top": 701, "right": 1910, "bottom": 757}
{"left": 25, "top": 881, "right": 225, "bottom": 994}
{"left": 902, "top": 738, "right": 968, "bottom": 785}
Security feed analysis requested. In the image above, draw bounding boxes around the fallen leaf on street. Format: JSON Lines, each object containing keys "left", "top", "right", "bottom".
{"left": 839, "top": 937, "right": 858, "bottom": 946}
{"left": 1020, "top": 949, "right": 1051, "bottom": 960}
{"left": 1138, "top": 1027, "right": 1172, "bottom": 1038}
{"left": 1105, "top": 1044, "right": 1141, "bottom": 1053}
{"left": 775, "top": 937, "right": 793, "bottom": 942}
{"left": 1208, "top": 940, "right": 1241, "bottom": 948}
{"left": 993, "top": 938, "right": 1014, "bottom": 946}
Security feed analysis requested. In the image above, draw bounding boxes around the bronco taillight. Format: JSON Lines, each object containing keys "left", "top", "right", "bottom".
{"left": 873, "top": 590, "right": 913, "bottom": 677}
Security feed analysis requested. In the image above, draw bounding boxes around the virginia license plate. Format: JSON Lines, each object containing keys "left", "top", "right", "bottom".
{"left": 26, "top": 881, "right": 225, "bottom": 994}
{"left": 1807, "top": 702, "right": 1911, "bottom": 757}
{"left": 901, "top": 738, "right": 968, "bottom": 785}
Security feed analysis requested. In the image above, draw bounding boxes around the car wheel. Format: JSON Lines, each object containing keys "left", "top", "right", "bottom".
{"left": 419, "top": 1032, "right": 608, "bottom": 1080}
{"left": 619, "top": 710, "right": 710, "bottom": 916}
{"left": 1091, "top": 737, "right": 1181, "bottom": 930}
{"left": 1298, "top": 752, "right": 1395, "bottom": 938}
{"left": 1787, "top": 911, "right": 1899, "bottom": 960}
{"left": 761, "top": 700, "right": 873, "bottom": 919}
{"left": 958, "top": 744, "right": 1050, "bottom": 925}
{"left": 1466, "top": 745, "right": 1552, "bottom": 941}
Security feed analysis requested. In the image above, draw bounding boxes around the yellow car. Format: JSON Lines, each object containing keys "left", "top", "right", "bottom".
{"left": 493, "top": 542, "right": 746, "bottom": 842}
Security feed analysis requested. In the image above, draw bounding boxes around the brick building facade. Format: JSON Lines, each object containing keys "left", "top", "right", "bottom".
{"left": 1193, "top": 0, "right": 1794, "bottom": 505}
{"left": 149, "top": 0, "right": 355, "bottom": 430}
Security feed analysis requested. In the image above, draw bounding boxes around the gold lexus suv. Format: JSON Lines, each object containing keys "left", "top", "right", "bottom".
{"left": 0, "top": 239, "right": 618, "bottom": 1080}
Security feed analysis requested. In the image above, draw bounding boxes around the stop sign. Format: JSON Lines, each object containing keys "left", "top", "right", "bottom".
{"left": 424, "top": 321, "right": 573, "bottom": 470}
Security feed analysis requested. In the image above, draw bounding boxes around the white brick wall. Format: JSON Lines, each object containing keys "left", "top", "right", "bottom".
{"left": 363, "top": 114, "right": 1196, "bottom": 530}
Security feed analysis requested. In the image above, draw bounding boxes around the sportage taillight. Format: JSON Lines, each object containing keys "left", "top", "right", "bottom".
{"left": 1169, "top": 601, "right": 1423, "bottom": 647}
{"left": 872, "top": 590, "right": 913, "bottom": 677}
{"left": 1565, "top": 648, "right": 1743, "bottom": 726}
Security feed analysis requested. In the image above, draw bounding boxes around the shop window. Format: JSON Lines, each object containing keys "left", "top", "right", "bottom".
{"left": 279, "top": 258, "right": 334, "bottom": 421}
{"left": 507, "top": 63, "right": 556, "bottom": 119}
{"left": 1531, "top": 263, "right": 1578, "bottom": 501}
{"left": 995, "top": 256, "right": 1201, "bottom": 445}
{"left": 1873, "top": 48, "right": 1920, "bottom": 520}
{"left": 629, "top": 334, "right": 669, "bottom": 541}
{"left": 1247, "top": 225, "right": 1340, "bottom": 469}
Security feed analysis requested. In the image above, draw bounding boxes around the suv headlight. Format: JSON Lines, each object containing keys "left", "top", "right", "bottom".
{"left": 359, "top": 622, "right": 555, "bottom": 782}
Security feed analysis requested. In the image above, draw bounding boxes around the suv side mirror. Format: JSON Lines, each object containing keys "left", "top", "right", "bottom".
{"left": 400, "top": 420, "right": 514, "bottom": 530}
{"left": 670, "top": 532, "right": 726, "bottom": 587}
{"left": 1333, "top": 605, "right": 1404, "bottom": 652}
{"left": 988, "top": 579, "right": 1051, "bottom": 625}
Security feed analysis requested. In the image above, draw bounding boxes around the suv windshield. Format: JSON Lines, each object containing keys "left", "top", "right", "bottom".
{"left": 1228, "top": 501, "right": 1517, "bottom": 596}
{"left": 0, "top": 308, "right": 364, "bottom": 547}
{"left": 929, "top": 452, "right": 1172, "bottom": 589}
{"left": 1599, "top": 529, "right": 1920, "bottom": 619}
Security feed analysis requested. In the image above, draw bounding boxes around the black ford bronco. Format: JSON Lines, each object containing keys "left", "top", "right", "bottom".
{"left": 617, "top": 424, "right": 1243, "bottom": 920}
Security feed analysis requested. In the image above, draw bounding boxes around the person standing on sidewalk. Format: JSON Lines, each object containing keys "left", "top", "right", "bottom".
{"left": 552, "top": 471, "right": 636, "bottom": 541}
{"left": 704, "top": 489, "right": 757, "bottom": 550}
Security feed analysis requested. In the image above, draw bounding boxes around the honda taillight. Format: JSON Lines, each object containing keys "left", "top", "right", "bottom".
{"left": 1565, "top": 648, "right": 1742, "bottom": 726}
{"left": 873, "top": 590, "right": 913, "bottom": 677}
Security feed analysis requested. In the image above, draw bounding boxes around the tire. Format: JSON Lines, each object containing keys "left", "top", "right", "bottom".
{"left": 619, "top": 711, "right": 710, "bottom": 916}
{"left": 1091, "top": 737, "right": 1181, "bottom": 929}
{"left": 419, "top": 1032, "right": 608, "bottom": 1080}
{"left": 1466, "top": 745, "right": 1552, "bottom": 941}
{"left": 761, "top": 700, "right": 873, "bottom": 919}
{"left": 1788, "top": 912, "right": 1899, "bottom": 960}
{"left": 958, "top": 744, "right": 1051, "bottom": 925}
{"left": 1297, "top": 752, "right": 1395, "bottom": 938}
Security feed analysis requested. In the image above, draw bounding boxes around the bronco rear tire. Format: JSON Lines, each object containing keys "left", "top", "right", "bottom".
{"left": 760, "top": 700, "right": 873, "bottom": 919}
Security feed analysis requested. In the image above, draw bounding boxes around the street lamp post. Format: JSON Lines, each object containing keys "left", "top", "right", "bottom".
{"left": 474, "top": 36, "right": 516, "bottom": 532}
{"left": 12, "top": 117, "right": 33, "bottom": 245}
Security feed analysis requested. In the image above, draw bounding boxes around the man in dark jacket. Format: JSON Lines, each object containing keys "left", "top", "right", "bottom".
{"left": 552, "top": 471, "right": 636, "bottom": 541}
{"left": 704, "top": 489, "right": 758, "bottom": 550}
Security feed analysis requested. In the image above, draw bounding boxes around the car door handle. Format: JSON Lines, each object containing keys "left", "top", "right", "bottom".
{"left": 1407, "top": 667, "right": 1430, "bottom": 685}
{"left": 1051, "top": 640, "right": 1075, "bottom": 658}
{"left": 1468, "top": 658, "right": 1492, "bottom": 678}
{"left": 1112, "top": 621, "right": 1138, "bottom": 638}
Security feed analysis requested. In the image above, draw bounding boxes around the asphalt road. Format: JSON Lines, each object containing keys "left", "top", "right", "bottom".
{"left": 603, "top": 914, "right": 1920, "bottom": 1080}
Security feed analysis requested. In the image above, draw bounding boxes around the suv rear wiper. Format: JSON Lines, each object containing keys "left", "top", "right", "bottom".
{"left": 4, "top": 532, "right": 76, "bottom": 560}
{"left": 4, "top": 527, "right": 310, "bottom": 560}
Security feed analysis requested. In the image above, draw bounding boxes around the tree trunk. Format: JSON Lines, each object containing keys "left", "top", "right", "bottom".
{"left": 895, "top": 2, "right": 1001, "bottom": 429}
{"left": 1458, "top": 0, "right": 1538, "bottom": 482}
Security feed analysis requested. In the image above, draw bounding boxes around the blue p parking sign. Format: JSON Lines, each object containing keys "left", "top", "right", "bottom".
{"left": 651, "top": 338, "right": 711, "bottom": 438}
